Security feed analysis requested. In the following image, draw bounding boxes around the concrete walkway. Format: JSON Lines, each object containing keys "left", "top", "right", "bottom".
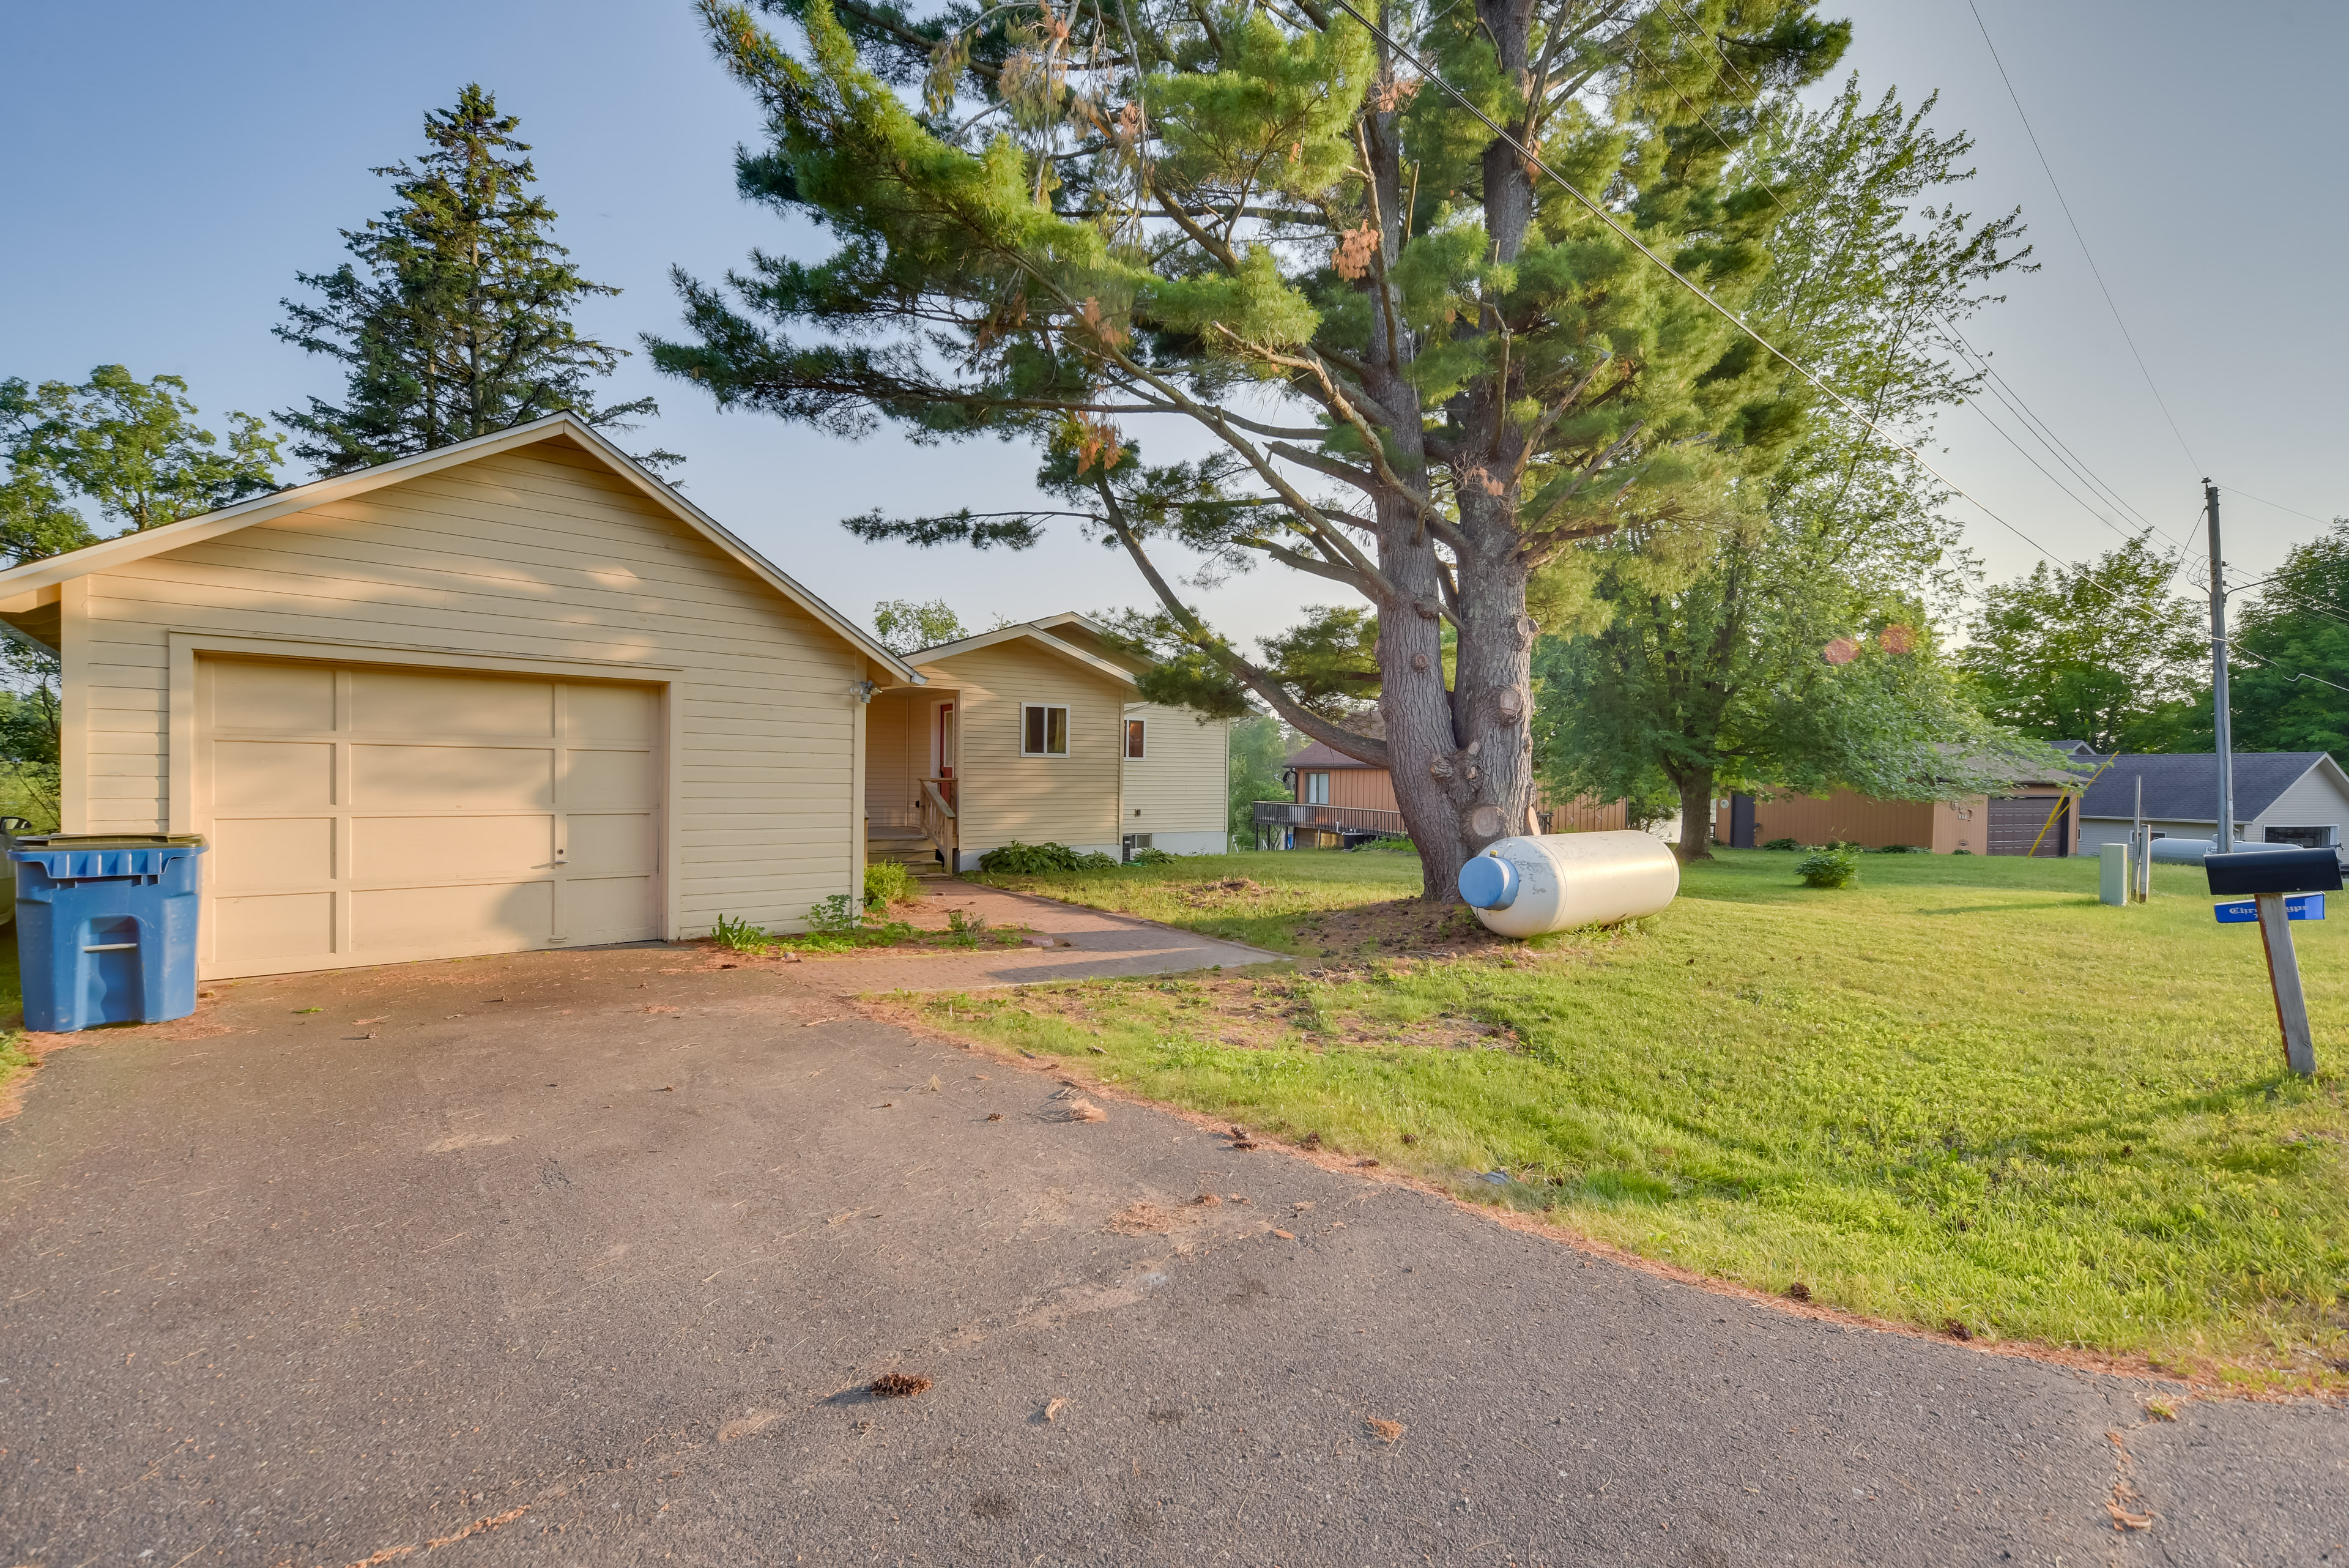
{"left": 767, "top": 879, "right": 1281, "bottom": 994}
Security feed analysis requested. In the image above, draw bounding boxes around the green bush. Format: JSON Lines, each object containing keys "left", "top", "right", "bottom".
{"left": 1873, "top": 843, "right": 1929, "bottom": 855}
{"left": 976, "top": 841, "right": 1079, "bottom": 874}
{"left": 1796, "top": 846, "right": 1861, "bottom": 888}
{"left": 1127, "top": 846, "right": 1178, "bottom": 866}
{"left": 1074, "top": 850, "right": 1118, "bottom": 869}
{"left": 1759, "top": 836, "right": 1804, "bottom": 852}
{"left": 863, "top": 859, "right": 918, "bottom": 909}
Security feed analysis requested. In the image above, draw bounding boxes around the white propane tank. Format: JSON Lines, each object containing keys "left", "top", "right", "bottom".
{"left": 1456, "top": 830, "right": 1680, "bottom": 938}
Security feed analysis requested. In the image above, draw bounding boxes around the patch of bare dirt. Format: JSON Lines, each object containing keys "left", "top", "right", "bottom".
{"left": 965, "top": 970, "right": 1527, "bottom": 1056}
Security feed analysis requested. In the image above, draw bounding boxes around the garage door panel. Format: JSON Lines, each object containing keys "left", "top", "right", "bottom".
{"left": 214, "top": 740, "right": 335, "bottom": 810}
{"left": 199, "top": 656, "right": 661, "bottom": 978}
{"left": 567, "top": 812, "right": 657, "bottom": 875}
{"left": 214, "top": 891, "right": 336, "bottom": 967}
{"left": 211, "top": 660, "right": 335, "bottom": 732}
{"left": 351, "top": 814, "right": 553, "bottom": 883}
{"left": 566, "top": 683, "right": 657, "bottom": 743}
{"left": 355, "top": 880, "right": 554, "bottom": 952}
{"left": 566, "top": 876, "right": 659, "bottom": 943}
{"left": 352, "top": 669, "right": 554, "bottom": 737}
{"left": 352, "top": 744, "right": 554, "bottom": 809}
{"left": 212, "top": 818, "right": 336, "bottom": 890}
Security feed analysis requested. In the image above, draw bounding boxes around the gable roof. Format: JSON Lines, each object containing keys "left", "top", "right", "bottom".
{"left": 1286, "top": 739, "right": 1382, "bottom": 771}
{"left": 2078, "top": 752, "right": 2347, "bottom": 822}
{"left": 0, "top": 412, "right": 921, "bottom": 682}
{"left": 908, "top": 619, "right": 1140, "bottom": 687}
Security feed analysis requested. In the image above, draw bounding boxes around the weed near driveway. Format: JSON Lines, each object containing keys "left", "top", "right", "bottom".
{"left": 907, "top": 849, "right": 2349, "bottom": 1392}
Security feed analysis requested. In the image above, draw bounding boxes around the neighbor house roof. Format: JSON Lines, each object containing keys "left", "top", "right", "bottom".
{"left": 2077, "top": 752, "right": 2346, "bottom": 822}
{"left": 0, "top": 412, "right": 922, "bottom": 682}
{"left": 1285, "top": 739, "right": 1383, "bottom": 771}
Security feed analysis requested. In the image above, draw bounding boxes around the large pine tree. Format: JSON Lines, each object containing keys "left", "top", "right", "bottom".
{"left": 276, "top": 85, "right": 672, "bottom": 475}
{"left": 654, "top": 0, "right": 1847, "bottom": 897}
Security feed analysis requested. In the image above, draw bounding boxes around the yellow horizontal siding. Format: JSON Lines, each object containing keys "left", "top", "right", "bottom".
{"left": 925, "top": 642, "right": 1123, "bottom": 853}
{"left": 69, "top": 445, "right": 862, "bottom": 937}
{"left": 1119, "top": 702, "right": 1228, "bottom": 836}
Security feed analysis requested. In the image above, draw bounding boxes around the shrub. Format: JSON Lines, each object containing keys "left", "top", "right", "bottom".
{"left": 710, "top": 912, "right": 771, "bottom": 951}
{"left": 1760, "top": 836, "right": 1804, "bottom": 852}
{"left": 1873, "top": 844, "right": 1928, "bottom": 855}
{"left": 1127, "top": 845, "right": 1178, "bottom": 866}
{"left": 976, "top": 841, "right": 1082, "bottom": 874}
{"left": 807, "top": 893, "right": 863, "bottom": 934}
{"left": 863, "top": 859, "right": 918, "bottom": 909}
{"left": 1796, "top": 846, "right": 1861, "bottom": 889}
{"left": 1074, "top": 850, "right": 1118, "bottom": 869}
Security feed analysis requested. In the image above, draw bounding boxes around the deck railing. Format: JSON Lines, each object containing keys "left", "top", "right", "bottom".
{"left": 1252, "top": 800, "right": 1407, "bottom": 842}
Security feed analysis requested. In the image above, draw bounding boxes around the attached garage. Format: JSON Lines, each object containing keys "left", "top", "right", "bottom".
{"left": 0, "top": 414, "right": 917, "bottom": 979}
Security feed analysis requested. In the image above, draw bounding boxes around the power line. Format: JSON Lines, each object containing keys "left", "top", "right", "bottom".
{"left": 1963, "top": 0, "right": 2200, "bottom": 475}
{"left": 1319, "top": 1, "right": 2349, "bottom": 701}
{"left": 2215, "top": 485, "right": 2342, "bottom": 530}
{"left": 1647, "top": 1, "right": 2180, "bottom": 555}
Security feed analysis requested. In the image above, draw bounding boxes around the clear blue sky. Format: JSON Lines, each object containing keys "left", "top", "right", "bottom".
{"left": 4, "top": 1, "right": 2339, "bottom": 645}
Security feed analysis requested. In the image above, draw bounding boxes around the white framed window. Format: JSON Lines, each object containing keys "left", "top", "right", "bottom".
{"left": 1022, "top": 704, "right": 1070, "bottom": 756}
{"left": 1303, "top": 770, "right": 1330, "bottom": 805}
{"left": 1124, "top": 718, "right": 1147, "bottom": 759}
{"left": 2263, "top": 825, "right": 2339, "bottom": 848}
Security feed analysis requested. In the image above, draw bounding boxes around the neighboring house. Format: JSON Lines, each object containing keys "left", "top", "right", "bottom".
{"left": 1267, "top": 740, "right": 1679, "bottom": 845}
{"left": 1716, "top": 743, "right": 2099, "bottom": 855}
{"left": 0, "top": 414, "right": 918, "bottom": 980}
{"left": 2073, "top": 751, "right": 2349, "bottom": 856}
{"left": 863, "top": 612, "right": 1230, "bottom": 874}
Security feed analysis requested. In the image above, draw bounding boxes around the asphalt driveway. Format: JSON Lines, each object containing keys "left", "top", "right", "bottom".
{"left": 3, "top": 946, "right": 2344, "bottom": 1567}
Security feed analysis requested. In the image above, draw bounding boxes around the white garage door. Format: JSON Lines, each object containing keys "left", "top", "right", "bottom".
{"left": 197, "top": 657, "right": 662, "bottom": 978}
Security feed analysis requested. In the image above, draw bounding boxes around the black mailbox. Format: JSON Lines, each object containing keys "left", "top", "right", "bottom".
{"left": 2203, "top": 848, "right": 2345, "bottom": 896}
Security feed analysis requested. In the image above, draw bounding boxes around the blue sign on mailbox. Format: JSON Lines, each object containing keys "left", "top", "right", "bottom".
{"left": 2215, "top": 894, "right": 2326, "bottom": 924}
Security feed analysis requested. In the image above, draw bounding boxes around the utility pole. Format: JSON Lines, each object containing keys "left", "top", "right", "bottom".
{"left": 2208, "top": 480, "right": 2235, "bottom": 854}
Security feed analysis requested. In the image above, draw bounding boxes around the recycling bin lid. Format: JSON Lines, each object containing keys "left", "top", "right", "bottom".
{"left": 10, "top": 833, "right": 206, "bottom": 849}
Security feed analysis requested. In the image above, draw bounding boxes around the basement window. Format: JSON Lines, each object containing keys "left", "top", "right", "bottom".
{"left": 1022, "top": 704, "right": 1069, "bottom": 756}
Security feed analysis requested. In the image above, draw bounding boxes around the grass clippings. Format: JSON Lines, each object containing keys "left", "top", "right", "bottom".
{"left": 1365, "top": 1418, "right": 1406, "bottom": 1444}
{"left": 868, "top": 1372, "right": 932, "bottom": 1399}
{"left": 1043, "top": 1397, "right": 1069, "bottom": 1422}
{"left": 1063, "top": 1098, "right": 1108, "bottom": 1123}
{"left": 883, "top": 847, "right": 2349, "bottom": 1395}
{"left": 1107, "top": 1201, "right": 1178, "bottom": 1235}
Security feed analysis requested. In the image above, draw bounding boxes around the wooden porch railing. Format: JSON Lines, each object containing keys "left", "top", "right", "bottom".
{"left": 918, "top": 776, "right": 957, "bottom": 862}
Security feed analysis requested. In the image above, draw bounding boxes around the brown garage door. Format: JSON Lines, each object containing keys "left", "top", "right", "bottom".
{"left": 196, "top": 656, "right": 661, "bottom": 978}
{"left": 1987, "top": 794, "right": 2067, "bottom": 856}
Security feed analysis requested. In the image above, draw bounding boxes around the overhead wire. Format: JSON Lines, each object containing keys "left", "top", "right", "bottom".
{"left": 1317, "top": 0, "right": 2349, "bottom": 699}
{"left": 1649, "top": 0, "right": 2181, "bottom": 554}
{"left": 1962, "top": 0, "right": 2200, "bottom": 476}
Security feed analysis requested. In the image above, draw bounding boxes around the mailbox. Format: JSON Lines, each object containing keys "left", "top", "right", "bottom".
{"left": 2203, "top": 847, "right": 2344, "bottom": 897}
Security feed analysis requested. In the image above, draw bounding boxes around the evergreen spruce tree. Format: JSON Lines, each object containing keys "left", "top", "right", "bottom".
{"left": 276, "top": 85, "right": 673, "bottom": 475}
{"left": 653, "top": 0, "right": 1849, "bottom": 899}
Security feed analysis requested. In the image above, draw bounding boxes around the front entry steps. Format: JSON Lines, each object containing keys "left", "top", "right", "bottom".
{"left": 867, "top": 825, "right": 952, "bottom": 878}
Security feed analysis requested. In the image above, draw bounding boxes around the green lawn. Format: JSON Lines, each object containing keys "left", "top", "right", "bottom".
{"left": 927, "top": 847, "right": 2349, "bottom": 1389}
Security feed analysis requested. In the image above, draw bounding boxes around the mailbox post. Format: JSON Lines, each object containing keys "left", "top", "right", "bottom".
{"left": 2205, "top": 848, "right": 2341, "bottom": 1077}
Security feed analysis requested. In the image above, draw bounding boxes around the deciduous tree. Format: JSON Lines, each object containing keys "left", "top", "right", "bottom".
{"left": 1538, "top": 83, "right": 2036, "bottom": 857}
{"left": 0, "top": 365, "right": 280, "bottom": 565}
{"left": 1959, "top": 535, "right": 2203, "bottom": 753}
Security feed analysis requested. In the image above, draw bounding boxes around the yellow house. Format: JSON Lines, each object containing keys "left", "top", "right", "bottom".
{"left": 0, "top": 414, "right": 917, "bottom": 979}
{"left": 864, "top": 613, "right": 1232, "bottom": 873}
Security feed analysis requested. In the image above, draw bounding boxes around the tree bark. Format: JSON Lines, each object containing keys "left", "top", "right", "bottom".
{"left": 1667, "top": 762, "right": 1716, "bottom": 861}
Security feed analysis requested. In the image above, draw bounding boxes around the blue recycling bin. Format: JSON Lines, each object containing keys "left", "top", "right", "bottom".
{"left": 11, "top": 836, "right": 206, "bottom": 1031}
